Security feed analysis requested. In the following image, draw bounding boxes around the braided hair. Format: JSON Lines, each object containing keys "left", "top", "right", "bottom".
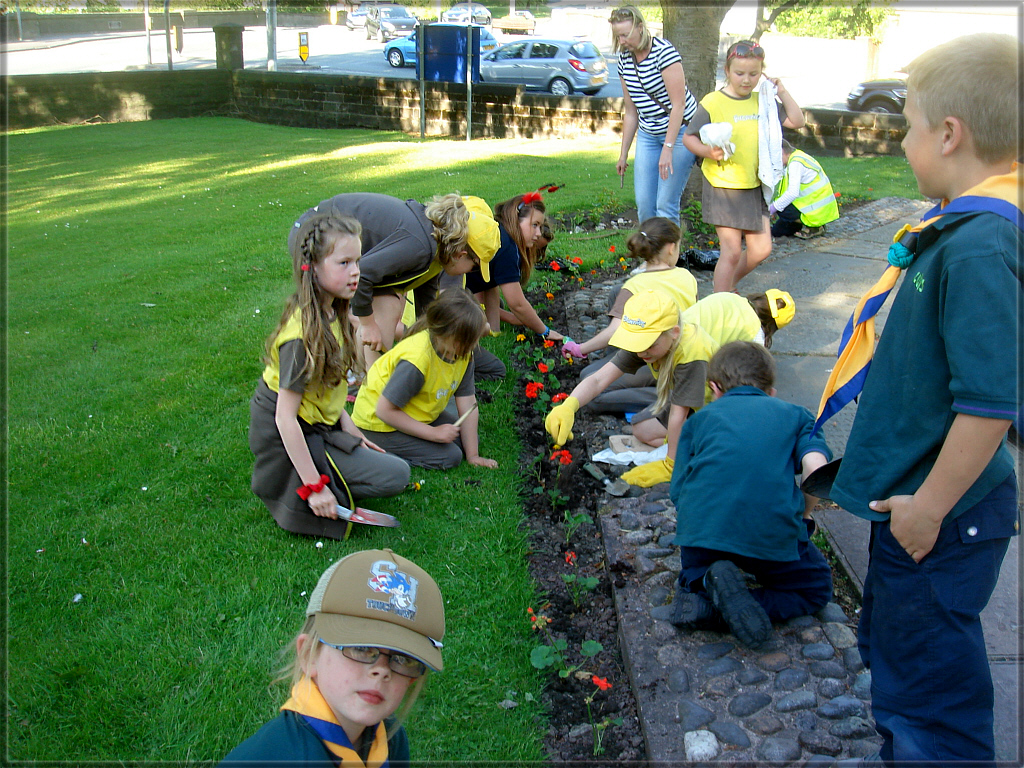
{"left": 265, "top": 212, "right": 364, "bottom": 392}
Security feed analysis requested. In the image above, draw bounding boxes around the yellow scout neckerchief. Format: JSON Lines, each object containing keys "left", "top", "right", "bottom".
{"left": 812, "top": 163, "right": 1023, "bottom": 435}
{"left": 281, "top": 676, "right": 390, "bottom": 768}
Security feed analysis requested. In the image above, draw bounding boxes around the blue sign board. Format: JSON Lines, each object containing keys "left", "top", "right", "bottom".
{"left": 419, "top": 24, "right": 481, "bottom": 84}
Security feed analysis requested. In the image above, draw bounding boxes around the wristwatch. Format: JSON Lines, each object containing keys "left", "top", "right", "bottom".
{"left": 664, "top": 142, "right": 674, "bottom": 148}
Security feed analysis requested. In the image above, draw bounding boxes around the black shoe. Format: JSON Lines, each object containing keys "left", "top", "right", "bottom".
{"left": 795, "top": 225, "right": 826, "bottom": 240}
{"left": 704, "top": 561, "right": 772, "bottom": 649}
{"left": 659, "top": 589, "right": 725, "bottom": 630}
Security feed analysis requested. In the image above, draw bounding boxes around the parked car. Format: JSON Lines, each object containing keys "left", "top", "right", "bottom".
{"left": 442, "top": 2, "right": 491, "bottom": 26}
{"left": 846, "top": 77, "right": 907, "bottom": 114}
{"left": 493, "top": 10, "right": 536, "bottom": 34}
{"left": 366, "top": 4, "right": 417, "bottom": 42}
{"left": 384, "top": 23, "right": 498, "bottom": 68}
{"left": 481, "top": 38, "right": 607, "bottom": 96}
{"left": 345, "top": 2, "right": 378, "bottom": 29}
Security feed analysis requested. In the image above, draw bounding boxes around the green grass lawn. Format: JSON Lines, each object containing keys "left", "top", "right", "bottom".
{"left": 5, "top": 117, "right": 918, "bottom": 762}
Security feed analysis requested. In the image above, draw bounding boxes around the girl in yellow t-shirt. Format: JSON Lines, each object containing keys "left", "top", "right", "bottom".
{"left": 353, "top": 290, "right": 497, "bottom": 470}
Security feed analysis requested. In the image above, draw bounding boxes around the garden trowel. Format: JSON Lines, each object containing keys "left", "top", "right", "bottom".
{"left": 799, "top": 458, "right": 842, "bottom": 501}
{"left": 583, "top": 462, "right": 630, "bottom": 497}
{"left": 336, "top": 504, "right": 400, "bottom": 527}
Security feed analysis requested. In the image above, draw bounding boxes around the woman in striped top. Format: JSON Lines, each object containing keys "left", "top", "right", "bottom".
{"left": 610, "top": 5, "right": 698, "bottom": 226}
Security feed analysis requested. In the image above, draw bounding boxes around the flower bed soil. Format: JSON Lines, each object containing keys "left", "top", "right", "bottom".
{"left": 511, "top": 269, "right": 862, "bottom": 764}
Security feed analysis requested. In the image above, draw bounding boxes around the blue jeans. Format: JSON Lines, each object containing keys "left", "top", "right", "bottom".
{"left": 634, "top": 126, "right": 696, "bottom": 225}
{"left": 859, "top": 473, "right": 1018, "bottom": 767}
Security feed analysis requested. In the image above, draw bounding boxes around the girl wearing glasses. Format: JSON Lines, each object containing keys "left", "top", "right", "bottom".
{"left": 609, "top": 5, "right": 699, "bottom": 226}
{"left": 682, "top": 40, "right": 805, "bottom": 293}
{"left": 220, "top": 549, "right": 445, "bottom": 766}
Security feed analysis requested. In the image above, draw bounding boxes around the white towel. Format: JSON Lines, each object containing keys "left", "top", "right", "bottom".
{"left": 591, "top": 443, "right": 668, "bottom": 467}
{"left": 757, "top": 78, "right": 784, "bottom": 205}
{"left": 698, "top": 122, "right": 735, "bottom": 162}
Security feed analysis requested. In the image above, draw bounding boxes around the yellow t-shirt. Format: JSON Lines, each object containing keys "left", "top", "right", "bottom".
{"left": 261, "top": 310, "right": 348, "bottom": 426}
{"left": 352, "top": 330, "right": 470, "bottom": 432}
{"left": 621, "top": 268, "right": 698, "bottom": 315}
{"left": 680, "top": 293, "right": 761, "bottom": 346}
{"left": 698, "top": 90, "right": 760, "bottom": 189}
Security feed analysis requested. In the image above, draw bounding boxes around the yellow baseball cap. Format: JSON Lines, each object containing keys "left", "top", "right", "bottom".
{"left": 608, "top": 290, "right": 681, "bottom": 353}
{"left": 765, "top": 289, "right": 796, "bottom": 329}
{"left": 306, "top": 549, "right": 446, "bottom": 672}
{"left": 462, "top": 196, "right": 500, "bottom": 282}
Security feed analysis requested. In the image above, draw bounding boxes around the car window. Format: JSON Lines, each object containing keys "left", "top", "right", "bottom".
{"left": 529, "top": 43, "right": 559, "bottom": 60}
{"left": 568, "top": 42, "right": 600, "bottom": 58}
{"left": 496, "top": 42, "right": 527, "bottom": 60}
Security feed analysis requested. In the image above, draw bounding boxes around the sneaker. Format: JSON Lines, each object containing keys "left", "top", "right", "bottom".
{"left": 704, "top": 561, "right": 772, "bottom": 649}
{"left": 795, "top": 225, "right": 826, "bottom": 240}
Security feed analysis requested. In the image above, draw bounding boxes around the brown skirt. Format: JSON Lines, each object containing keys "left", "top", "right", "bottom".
{"left": 701, "top": 176, "right": 769, "bottom": 232}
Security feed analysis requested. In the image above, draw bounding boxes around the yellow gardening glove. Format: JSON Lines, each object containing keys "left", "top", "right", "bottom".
{"left": 621, "top": 457, "right": 675, "bottom": 488}
{"left": 544, "top": 396, "right": 580, "bottom": 448}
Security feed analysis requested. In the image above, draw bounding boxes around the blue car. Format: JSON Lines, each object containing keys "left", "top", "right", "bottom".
{"left": 384, "top": 23, "right": 497, "bottom": 68}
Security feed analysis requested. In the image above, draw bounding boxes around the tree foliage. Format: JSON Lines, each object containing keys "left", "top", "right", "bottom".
{"left": 751, "top": 0, "right": 893, "bottom": 42}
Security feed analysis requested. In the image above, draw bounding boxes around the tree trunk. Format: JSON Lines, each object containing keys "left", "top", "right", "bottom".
{"left": 661, "top": 2, "right": 733, "bottom": 205}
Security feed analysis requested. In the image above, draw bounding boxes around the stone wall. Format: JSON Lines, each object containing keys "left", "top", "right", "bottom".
{"left": 3, "top": 70, "right": 905, "bottom": 157}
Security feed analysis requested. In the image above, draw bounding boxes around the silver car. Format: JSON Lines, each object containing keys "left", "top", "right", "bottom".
{"left": 481, "top": 38, "right": 608, "bottom": 96}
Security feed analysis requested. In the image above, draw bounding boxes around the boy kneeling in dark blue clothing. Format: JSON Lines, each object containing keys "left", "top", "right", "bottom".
{"left": 664, "top": 341, "right": 832, "bottom": 648}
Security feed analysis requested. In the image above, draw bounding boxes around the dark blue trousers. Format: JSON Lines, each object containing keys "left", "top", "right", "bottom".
{"left": 859, "top": 473, "right": 1018, "bottom": 767}
{"left": 678, "top": 521, "right": 833, "bottom": 621}
{"left": 770, "top": 203, "right": 804, "bottom": 237}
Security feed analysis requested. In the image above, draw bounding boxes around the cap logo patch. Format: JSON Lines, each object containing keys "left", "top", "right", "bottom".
{"left": 367, "top": 560, "right": 419, "bottom": 620}
{"left": 621, "top": 314, "right": 647, "bottom": 328}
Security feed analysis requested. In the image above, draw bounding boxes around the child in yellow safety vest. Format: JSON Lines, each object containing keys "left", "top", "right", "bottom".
{"left": 770, "top": 139, "right": 840, "bottom": 239}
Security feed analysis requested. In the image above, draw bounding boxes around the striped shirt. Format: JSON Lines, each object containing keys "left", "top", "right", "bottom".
{"left": 618, "top": 37, "right": 698, "bottom": 136}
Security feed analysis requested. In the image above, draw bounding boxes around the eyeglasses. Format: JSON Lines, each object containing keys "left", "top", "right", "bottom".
{"left": 319, "top": 641, "right": 428, "bottom": 678}
{"left": 726, "top": 41, "right": 765, "bottom": 62}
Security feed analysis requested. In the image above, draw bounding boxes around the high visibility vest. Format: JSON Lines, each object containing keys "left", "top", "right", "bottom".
{"left": 777, "top": 149, "right": 839, "bottom": 227}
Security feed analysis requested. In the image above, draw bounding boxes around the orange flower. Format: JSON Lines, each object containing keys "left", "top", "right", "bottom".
{"left": 545, "top": 292, "right": 554, "bottom": 300}
{"left": 550, "top": 261, "right": 561, "bottom": 271}
{"left": 592, "top": 676, "right": 612, "bottom": 691}
{"left": 538, "top": 363, "right": 549, "bottom": 374}
{"left": 543, "top": 339, "right": 555, "bottom": 348}
{"left": 571, "top": 256, "right": 583, "bottom": 265}
{"left": 608, "top": 245, "right": 616, "bottom": 253}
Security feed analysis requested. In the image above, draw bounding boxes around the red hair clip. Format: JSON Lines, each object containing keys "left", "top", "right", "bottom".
{"left": 521, "top": 191, "right": 544, "bottom": 205}
{"left": 537, "top": 183, "right": 564, "bottom": 193}
{"left": 300, "top": 263, "right": 310, "bottom": 271}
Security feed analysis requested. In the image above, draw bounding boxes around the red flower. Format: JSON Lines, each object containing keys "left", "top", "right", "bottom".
{"left": 608, "top": 245, "right": 616, "bottom": 253}
{"left": 571, "top": 256, "right": 583, "bottom": 265}
{"left": 538, "top": 363, "right": 549, "bottom": 374}
{"left": 525, "top": 382, "right": 544, "bottom": 399}
{"left": 592, "top": 676, "right": 612, "bottom": 691}
{"left": 550, "top": 449, "right": 572, "bottom": 465}
{"left": 550, "top": 261, "right": 561, "bottom": 271}
{"left": 551, "top": 392, "right": 568, "bottom": 403}
{"left": 543, "top": 339, "right": 555, "bottom": 349}
{"left": 565, "top": 550, "right": 577, "bottom": 565}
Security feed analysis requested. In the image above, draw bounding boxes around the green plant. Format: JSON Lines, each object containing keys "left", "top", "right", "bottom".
{"left": 563, "top": 510, "right": 593, "bottom": 544}
{"left": 561, "top": 551, "right": 600, "bottom": 608}
{"left": 584, "top": 676, "right": 623, "bottom": 756}
{"left": 527, "top": 606, "right": 603, "bottom": 678}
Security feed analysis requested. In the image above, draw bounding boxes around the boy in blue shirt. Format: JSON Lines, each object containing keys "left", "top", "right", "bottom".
{"left": 829, "top": 34, "right": 1021, "bottom": 768}
{"left": 664, "top": 341, "right": 832, "bottom": 649}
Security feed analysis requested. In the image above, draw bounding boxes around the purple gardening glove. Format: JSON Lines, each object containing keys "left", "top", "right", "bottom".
{"left": 768, "top": 204, "right": 778, "bottom": 216}
{"left": 562, "top": 340, "right": 587, "bottom": 360}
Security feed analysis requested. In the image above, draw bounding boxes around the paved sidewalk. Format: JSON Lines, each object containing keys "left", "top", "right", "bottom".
{"left": 570, "top": 198, "right": 1022, "bottom": 764}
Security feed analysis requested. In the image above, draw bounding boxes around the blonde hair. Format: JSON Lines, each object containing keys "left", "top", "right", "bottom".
{"left": 406, "top": 288, "right": 488, "bottom": 359}
{"left": 626, "top": 217, "right": 681, "bottom": 264}
{"left": 608, "top": 5, "right": 652, "bottom": 55}
{"left": 905, "top": 33, "right": 1020, "bottom": 164}
{"left": 650, "top": 314, "right": 683, "bottom": 417}
{"left": 266, "top": 213, "right": 363, "bottom": 389}
{"left": 424, "top": 193, "right": 471, "bottom": 266}
{"left": 278, "top": 615, "right": 427, "bottom": 740}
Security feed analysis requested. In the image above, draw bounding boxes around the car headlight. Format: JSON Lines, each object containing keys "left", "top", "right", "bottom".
{"left": 848, "top": 85, "right": 864, "bottom": 99}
